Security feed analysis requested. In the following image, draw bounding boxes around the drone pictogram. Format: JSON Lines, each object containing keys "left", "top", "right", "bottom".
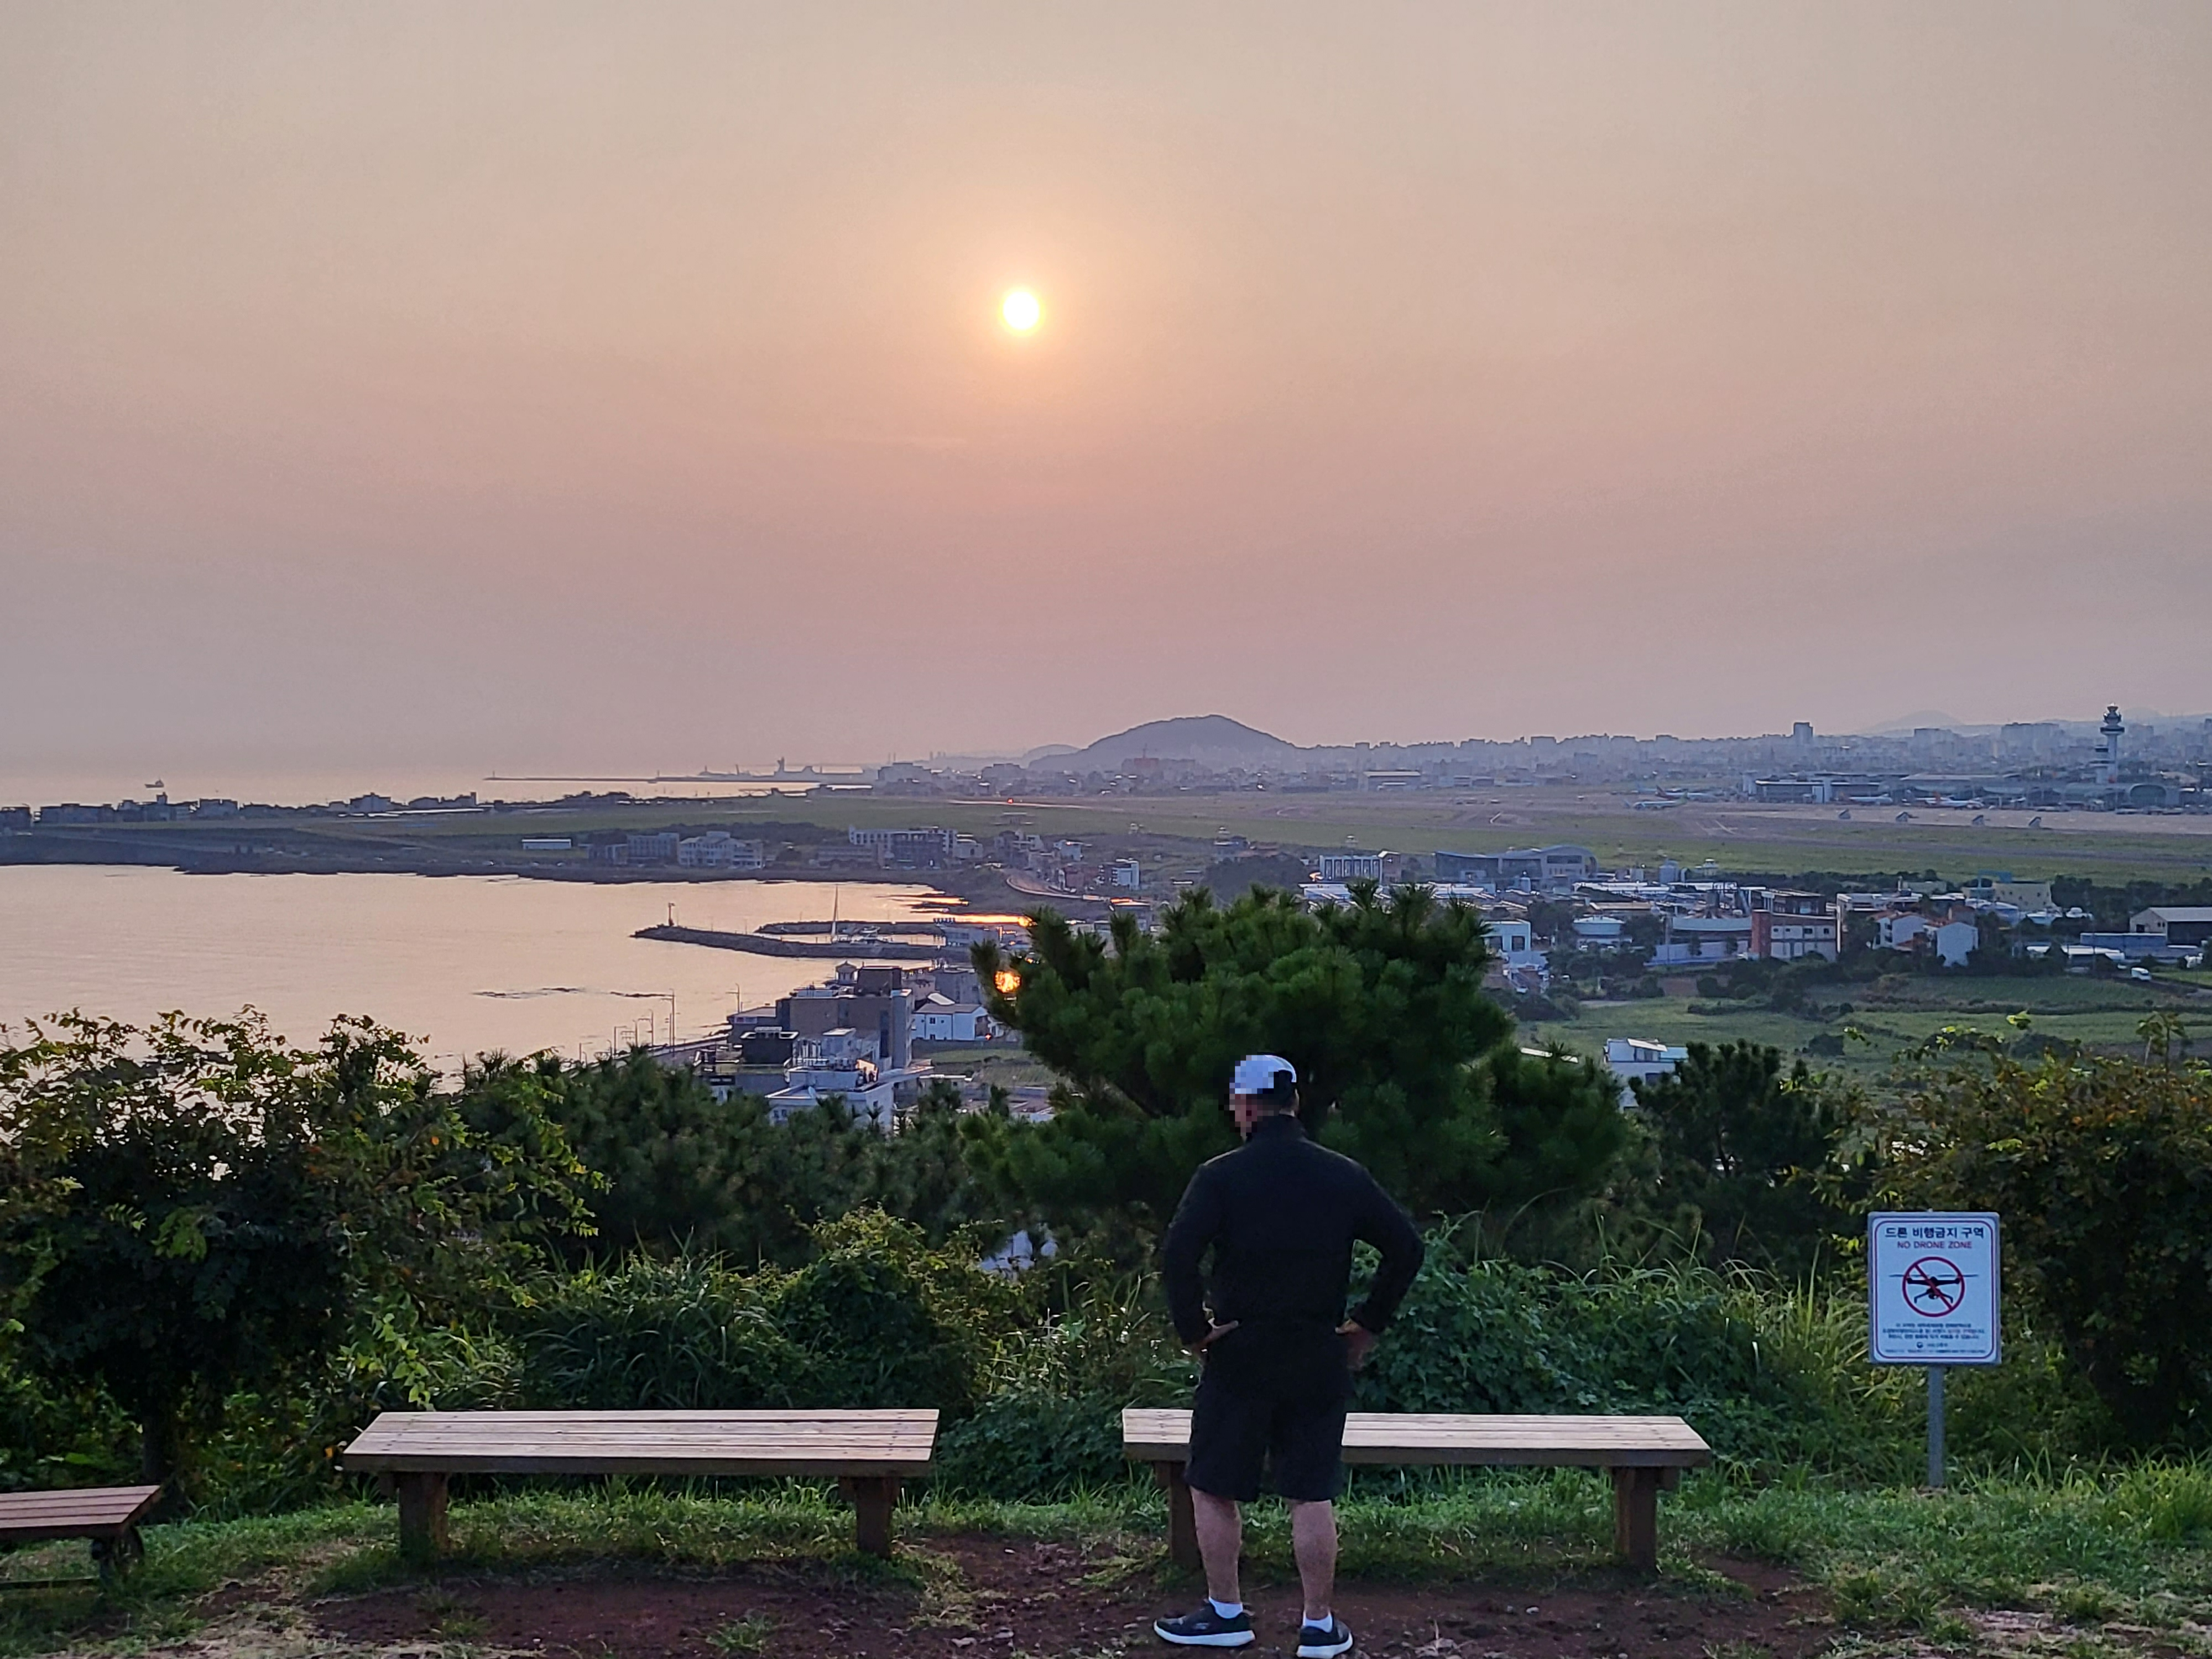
{"left": 1900, "top": 1256, "right": 1966, "bottom": 1317}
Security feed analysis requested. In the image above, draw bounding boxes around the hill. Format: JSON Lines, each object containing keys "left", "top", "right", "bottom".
{"left": 1054, "top": 714, "right": 1306, "bottom": 773}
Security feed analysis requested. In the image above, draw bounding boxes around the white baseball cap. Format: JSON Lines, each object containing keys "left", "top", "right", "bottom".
{"left": 1232, "top": 1053, "right": 1297, "bottom": 1096}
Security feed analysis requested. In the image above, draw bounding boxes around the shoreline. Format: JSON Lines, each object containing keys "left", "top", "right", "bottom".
{"left": 0, "top": 847, "right": 1105, "bottom": 919}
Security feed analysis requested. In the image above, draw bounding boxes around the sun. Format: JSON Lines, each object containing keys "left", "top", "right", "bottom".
{"left": 1000, "top": 289, "right": 1042, "bottom": 332}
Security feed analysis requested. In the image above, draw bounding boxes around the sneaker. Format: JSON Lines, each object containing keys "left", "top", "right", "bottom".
{"left": 1297, "top": 1616, "right": 1354, "bottom": 1658}
{"left": 1152, "top": 1606, "right": 1255, "bottom": 1647}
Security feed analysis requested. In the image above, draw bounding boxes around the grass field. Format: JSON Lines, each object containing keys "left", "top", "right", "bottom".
{"left": 46, "top": 785, "right": 2212, "bottom": 890}
{"left": 6, "top": 1471, "right": 2212, "bottom": 1657}
{"left": 1526, "top": 969, "right": 2212, "bottom": 1075}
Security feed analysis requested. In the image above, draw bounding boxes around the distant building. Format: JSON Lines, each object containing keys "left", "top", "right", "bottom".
{"left": 1571, "top": 915, "right": 1627, "bottom": 950}
{"left": 2132, "top": 907, "right": 2212, "bottom": 949}
{"left": 1749, "top": 892, "right": 1840, "bottom": 962}
{"left": 1604, "top": 1038, "right": 1690, "bottom": 1107}
{"left": 625, "top": 831, "right": 680, "bottom": 863}
{"left": 1966, "top": 874, "right": 2053, "bottom": 911}
{"left": 2096, "top": 705, "right": 2125, "bottom": 786}
{"left": 776, "top": 964, "right": 915, "bottom": 1069}
{"left": 1744, "top": 776, "right": 1837, "bottom": 804}
{"left": 1650, "top": 915, "right": 1754, "bottom": 965}
{"left": 913, "top": 997, "right": 994, "bottom": 1044}
{"left": 765, "top": 1029, "right": 895, "bottom": 1130}
{"left": 1434, "top": 846, "right": 1597, "bottom": 891}
{"left": 1112, "top": 858, "right": 1142, "bottom": 889}
{"left": 677, "top": 832, "right": 767, "bottom": 869}
{"left": 1484, "top": 918, "right": 1544, "bottom": 971}
{"left": 1317, "top": 851, "right": 1384, "bottom": 881}
{"left": 521, "top": 837, "right": 572, "bottom": 852}
{"left": 1880, "top": 913, "right": 1978, "bottom": 966}
{"left": 847, "top": 825, "right": 953, "bottom": 867}
{"left": 0, "top": 806, "right": 29, "bottom": 833}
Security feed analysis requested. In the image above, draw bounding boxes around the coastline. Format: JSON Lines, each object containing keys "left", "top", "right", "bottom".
{"left": 0, "top": 839, "right": 1101, "bottom": 919}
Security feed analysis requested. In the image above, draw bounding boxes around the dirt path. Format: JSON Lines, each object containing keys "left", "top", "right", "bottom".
{"left": 304, "top": 1536, "right": 1833, "bottom": 1658}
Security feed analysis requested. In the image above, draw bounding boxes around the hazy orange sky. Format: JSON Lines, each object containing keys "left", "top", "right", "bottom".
{"left": 4, "top": 2, "right": 2209, "bottom": 790}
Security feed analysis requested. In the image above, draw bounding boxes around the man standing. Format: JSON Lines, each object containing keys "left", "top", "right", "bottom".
{"left": 1152, "top": 1055, "right": 1425, "bottom": 1657}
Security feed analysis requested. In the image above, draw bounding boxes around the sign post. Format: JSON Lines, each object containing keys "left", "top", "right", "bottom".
{"left": 1867, "top": 1213, "right": 2000, "bottom": 1489}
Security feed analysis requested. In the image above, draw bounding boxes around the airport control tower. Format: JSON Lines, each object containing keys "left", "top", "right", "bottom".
{"left": 2096, "top": 705, "right": 2125, "bottom": 786}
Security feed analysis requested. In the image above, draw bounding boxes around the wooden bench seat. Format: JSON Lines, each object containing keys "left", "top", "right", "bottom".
{"left": 341, "top": 1410, "right": 937, "bottom": 1559}
{"left": 1124, "top": 1408, "right": 1711, "bottom": 1572}
{"left": 0, "top": 1485, "right": 163, "bottom": 1585}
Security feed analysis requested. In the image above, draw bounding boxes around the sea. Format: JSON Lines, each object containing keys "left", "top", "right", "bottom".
{"left": 0, "top": 865, "right": 944, "bottom": 1071}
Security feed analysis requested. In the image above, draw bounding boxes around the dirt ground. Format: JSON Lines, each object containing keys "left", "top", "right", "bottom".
{"left": 306, "top": 1536, "right": 1834, "bottom": 1659}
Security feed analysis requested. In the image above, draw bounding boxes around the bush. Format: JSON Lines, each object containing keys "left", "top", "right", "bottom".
{"left": 517, "top": 1255, "right": 803, "bottom": 1410}
{"left": 1868, "top": 1047, "right": 2212, "bottom": 1448}
{"left": 0, "top": 1013, "right": 592, "bottom": 1486}
{"left": 1354, "top": 1237, "right": 1909, "bottom": 1478}
{"left": 516, "top": 1213, "right": 1027, "bottom": 1418}
{"left": 933, "top": 1394, "right": 1125, "bottom": 1498}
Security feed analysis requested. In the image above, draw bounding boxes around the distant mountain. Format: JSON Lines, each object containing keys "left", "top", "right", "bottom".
{"left": 1053, "top": 714, "right": 1306, "bottom": 772}
{"left": 1867, "top": 709, "right": 1969, "bottom": 734}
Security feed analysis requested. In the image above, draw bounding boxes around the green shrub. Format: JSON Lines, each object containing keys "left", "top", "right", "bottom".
{"left": 768, "top": 1252, "right": 973, "bottom": 1412}
{"left": 0, "top": 1324, "right": 135, "bottom": 1493}
{"left": 514, "top": 1214, "right": 1027, "bottom": 1417}
{"left": 1869, "top": 1048, "right": 2212, "bottom": 1447}
{"left": 1355, "top": 1240, "right": 1910, "bottom": 1478}
{"left": 517, "top": 1255, "right": 804, "bottom": 1410}
{"left": 933, "top": 1394, "right": 1126, "bottom": 1498}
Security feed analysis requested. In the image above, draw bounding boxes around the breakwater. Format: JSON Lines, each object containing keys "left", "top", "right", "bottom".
{"left": 634, "top": 924, "right": 942, "bottom": 960}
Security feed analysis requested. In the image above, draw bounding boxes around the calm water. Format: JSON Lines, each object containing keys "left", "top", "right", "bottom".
{"left": 0, "top": 867, "right": 942, "bottom": 1067}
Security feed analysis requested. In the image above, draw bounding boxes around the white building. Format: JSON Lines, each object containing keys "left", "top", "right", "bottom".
{"left": 1879, "top": 913, "right": 1978, "bottom": 966}
{"left": 1112, "top": 858, "right": 1141, "bottom": 889}
{"left": 1648, "top": 915, "right": 1754, "bottom": 965}
{"left": 847, "top": 825, "right": 953, "bottom": 863}
{"left": 1318, "top": 851, "right": 1385, "bottom": 881}
{"left": 765, "top": 1029, "right": 896, "bottom": 1130}
{"left": 677, "top": 831, "right": 766, "bottom": 869}
{"left": 913, "top": 997, "right": 995, "bottom": 1044}
{"left": 1485, "top": 917, "right": 1545, "bottom": 971}
{"left": 1604, "top": 1037, "right": 1690, "bottom": 1107}
{"left": 1571, "top": 915, "right": 1627, "bottom": 950}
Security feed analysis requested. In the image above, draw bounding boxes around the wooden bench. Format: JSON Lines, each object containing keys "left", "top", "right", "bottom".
{"left": 341, "top": 1409, "right": 937, "bottom": 1559}
{"left": 1124, "top": 1409, "right": 1710, "bottom": 1572}
{"left": 0, "top": 1485, "right": 163, "bottom": 1587}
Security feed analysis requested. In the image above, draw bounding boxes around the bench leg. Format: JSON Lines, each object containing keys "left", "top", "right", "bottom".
{"left": 397, "top": 1472, "right": 450, "bottom": 1561}
{"left": 1152, "top": 1462, "right": 1200, "bottom": 1572}
{"left": 839, "top": 1476, "right": 900, "bottom": 1558}
{"left": 1610, "top": 1467, "right": 1660, "bottom": 1572}
{"left": 91, "top": 1527, "right": 144, "bottom": 1587}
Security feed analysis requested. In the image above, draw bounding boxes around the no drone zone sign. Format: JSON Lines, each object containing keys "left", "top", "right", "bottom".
{"left": 1868, "top": 1213, "right": 2001, "bottom": 1366}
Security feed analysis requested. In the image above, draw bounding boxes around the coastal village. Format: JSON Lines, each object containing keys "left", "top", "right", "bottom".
{"left": 8, "top": 706, "right": 2211, "bottom": 1136}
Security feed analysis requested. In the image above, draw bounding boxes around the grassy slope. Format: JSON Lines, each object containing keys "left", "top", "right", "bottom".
{"left": 7, "top": 1473, "right": 2212, "bottom": 1657}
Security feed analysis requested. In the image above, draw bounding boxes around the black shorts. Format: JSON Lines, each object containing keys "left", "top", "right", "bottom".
{"left": 1185, "top": 1364, "right": 1348, "bottom": 1504}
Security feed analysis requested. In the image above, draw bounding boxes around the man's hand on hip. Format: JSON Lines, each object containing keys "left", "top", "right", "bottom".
{"left": 1193, "top": 1321, "right": 1239, "bottom": 1356}
{"left": 1338, "top": 1320, "right": 1378, "bottom": 1370}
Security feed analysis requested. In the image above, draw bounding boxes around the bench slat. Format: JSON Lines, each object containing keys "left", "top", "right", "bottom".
{"left": 1121, "top": 1409, "right": 1712, "bottom": 1468}
{"left": 340, "top": 1410, "right": 940, "bottom": 1478}
{"left": 0, "top": 1485, "right": 163, "bottom": 1541}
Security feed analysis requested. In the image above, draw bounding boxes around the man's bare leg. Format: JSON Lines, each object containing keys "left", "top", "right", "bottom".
{"left": 1191, "top": 1488, "right": 1244, "bottom": 1606}
{"left": 1289, "top": 1500, "right": 1338, "bottom": 1625}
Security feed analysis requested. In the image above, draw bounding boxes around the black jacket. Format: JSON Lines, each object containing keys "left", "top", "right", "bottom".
{"left": 1162, "top": 1114, "right": 1425, "bottom": 1395}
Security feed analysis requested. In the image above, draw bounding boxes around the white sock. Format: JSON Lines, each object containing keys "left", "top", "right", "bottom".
{"left": 1303, "top": 1609, "right": 1332, "bottom": 1629}
{"left": 1209, "top": 1598, "right": 1243, "bottom": 1620}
